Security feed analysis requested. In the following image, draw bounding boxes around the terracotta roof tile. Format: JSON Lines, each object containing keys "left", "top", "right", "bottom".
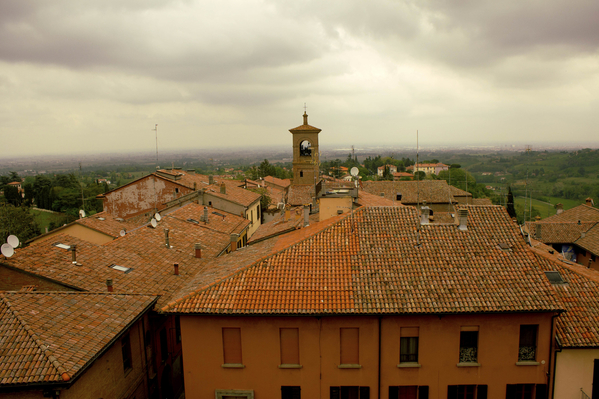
{"left": 361, "top": 180, "right": 456, "bottom": 205}
{"left": 202, "top": 182, "right": 261, "bottom": 208}
{"left": 0, "top": 292, "right": 155, "bottom": 387}
{"left": 542, "top": 204, "right": 599, "bottom": 223}
{"left": 75, "top": 212, "right": 145, "bottom": 237}
{"left": 527, "top": 221, "right": 595, "bottom": 244}
{"left": 575, "top": 223, "right": 599, "bottom": 256}
{"left": 163, "top": 205, "right": 562, "bottom": 315}
{"left": 287, "top": 185, "right": 314, "bottom": 206}
{"left": 2, "top": 215, "right": 232, "bottom": 307}
{"left": 532, "top": 248, "right": 599, "bottom": 347}
{"left": 166, "top": 203, "right": 250, "bottom": 236}
{"left": 356, "top": 190, "right": 403, "bottom": 207}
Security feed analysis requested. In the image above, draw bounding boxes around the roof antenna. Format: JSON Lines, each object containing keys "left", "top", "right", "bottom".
{"left": 416, "top": 130, "right": 421, "bottom": 246}
{"left": 153, "top": 124, "right": 158, "bottom": 213}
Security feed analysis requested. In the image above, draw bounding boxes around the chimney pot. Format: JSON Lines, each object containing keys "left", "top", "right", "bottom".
{"left": 556, "top": 203, "right": 564, "bottom": 215}
{"left": 586, "top": 197, "right": 593, "bottom": 206}
{"left": 174, "top": 263, "right": 179, "bottom": 275}
{"left": 220, "top": 182, "right": 226, "bottom": 194}
{"left": 208, "top": 175, "right": 214, "bottom": 185}
{"left": 71, "top": 244, "right": 77, "bottom": 263}
{"left": 458, "top": 209, "right": 468, "bottom": 231}
{"left": 194, "top": 243, "right": 202, "bottom": 258}
{"left": 203, "top": 206, "right": 209, "bottom": 223}
{"left": 164, "top": 228, "right": 170, "bottom": 248}
{"left": 106, "top": 279, "right": 113, "bottom": 292}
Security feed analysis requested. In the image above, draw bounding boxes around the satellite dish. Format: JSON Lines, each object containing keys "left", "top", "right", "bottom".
{"left": 119, "top": 230, "right": 126, "bottom": 237}
{"left": 151, "top": 218, "right": 157, "bottom": 228}
{"left": 7, "top": 235, "right": 19, "bottom": 248}
{"left": 155, "top": 213, "right": 162, "bottom": 221}
{"left": 350, "top": 167, "right": 359, "bottom": 177}
{"left": 79, "top": 209, "right": 86, "bottom": 218}
{"left": 1, "top": 243, "right": 14, "bottom": 258}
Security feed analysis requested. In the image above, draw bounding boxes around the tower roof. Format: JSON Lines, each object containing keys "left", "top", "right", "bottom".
{"left": 289, "top": 112, "right": 322, "bottom": 133}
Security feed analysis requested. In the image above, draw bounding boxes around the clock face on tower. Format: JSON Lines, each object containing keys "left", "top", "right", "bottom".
{"left": 299, "top": 140, "right": 312, "bottom": 157}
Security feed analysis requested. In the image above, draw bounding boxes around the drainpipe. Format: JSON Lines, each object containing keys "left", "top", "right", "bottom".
{"left": 378, "top": 316, "right": 382, "bottom": 399}
{"left": 550, "top": 312, "right": 563, "bottom": 399}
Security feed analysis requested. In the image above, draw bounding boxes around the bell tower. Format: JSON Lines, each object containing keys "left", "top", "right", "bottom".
{"left": 289, "top": 110, "right": 321, "bottom": 185}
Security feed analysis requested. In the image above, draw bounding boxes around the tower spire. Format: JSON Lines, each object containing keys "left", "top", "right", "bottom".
{"left": 303, "top": 103, "right": 308, "bottom": 125}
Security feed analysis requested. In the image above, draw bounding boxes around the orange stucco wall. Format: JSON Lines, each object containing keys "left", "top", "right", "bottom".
{"left": 554, "top": 348, "right": 599, "bottom": 399}
{"left": 33, "top": 224, "right": 114, "bottom": 245}
{"left": 180, "top": 313, "right": 554, "bottom": 399}
{"left": 319, "top": 197, "right": 353, "bottom": 222}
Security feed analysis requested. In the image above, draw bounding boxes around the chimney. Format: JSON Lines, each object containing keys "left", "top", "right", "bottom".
{"left": 586, "top": 197, "right": 593, "bottom": 206}
{"left": 209, "top": 175, "right": 214, "bottom": 185}
{"left": 173, "top": 263, "right": 179, "bottom": 275}
{"left": 420, "top": 206, "right": 431, "bottom": 224}
{"left": 556, "top": 203, "right": 564, "bottom": 215}
{"left": 106, "top": 279, "right": 113, "bottom": 292}
{"left": 303, "top": 204, "right": 310, "bottom": 227}
{"left": 194, "top": 243, "right": 202, "bottom": 258}
{"left": 164, "top": 228, "right": 170, "bottom": 248}
{"left": 203, "top": 206, "right": 209, "bottom": 223}
{"left": 187, "top": 169, "right": 195, "bottom": 175}
{"left": 458, "top": 209, "right": 468, "bottom": 231}
{"left": 71, "top": 244, "right": 77, "bottom": 264}
{"left": 230, "top": 234, "right": 239, "bottom": 252}
{"left": 220, "top": 182, "right": 226, "bottom": 194}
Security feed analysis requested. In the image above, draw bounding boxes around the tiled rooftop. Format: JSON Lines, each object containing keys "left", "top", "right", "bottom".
{"left": 356, "top": 190, "right": 403, "bottom": 207}
{"left": 163, "top": 205, "right": 562, "bottom": 315}
{"left": 542, "top": 204, "right": 599, "bottom": 223}
{"left": 527, "top": 221, "right": 595, "bottom": 244}
{"left": 75, "top": 211, "right": 146, "bottom": 237}
{"left": 202, "top": 182, "right": 261, "bottom": 208}
{"left": 166, "top": 203, "right": 250, "bottom": 236}
{"left": 287, "top": 185, "right": 314, "bottom": 206}
{"left": 575, "top": 223, "right": 599, "bottom": 257}
{"left": 0, "top": 292, "right": 156, "bottom": 387}
{"left": 532, "top": 247, "right": 599, "bottom": 347}
{"left": 360, "top": 180, "right": 456, "bottom": 205}
{"left": 264, "top": 176, "right": 291, "bottom": 189}
{"left": 1, "top": 215, "right": 233, "bottom": 307}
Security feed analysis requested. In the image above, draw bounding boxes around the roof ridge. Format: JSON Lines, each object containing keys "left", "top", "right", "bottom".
{"left": 0, "top": 293, "right": 71, "bottom": 382}
{"left": 161, "top": 211, "right": 354, "bottom": 312}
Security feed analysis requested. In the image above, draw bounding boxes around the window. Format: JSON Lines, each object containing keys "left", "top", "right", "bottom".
{"left": 222, "top": 327, "right": 243, "bottom": 366}
{"left": 330, "top": 386, "right": 370, "bottom": 399}
{"left": 175, "top": 316, "right": 181, "bottom": 344}
{"left": 121, "top": 332, "right": 132, "bottom": 372}
{"left": 300, "top": 171, "right": 304, "bottom": 177}
{"left": 280, "top": 328, "right": 300, "bottom": 366}
{"left": 400, "top": 327, "right": 419, "bottom": 363}
{"left": 389, "top": 386, "right": 429, "bottom": 399}
{"left": 215, "top": 389, "right": 254, "bottom": 399}
{"left": 518, "top": 325, "right": 538, "bottom": 362}
{"left": 282, "top": 386, "right": 301, "bottom": 399}
{"left": 340, "top": 328, "right": 359, "bottom": 366}
{"left": 505, "top": 384, "right": 546, "bottom": 399}
{"left": 447, "top": 385, "right": 487, "bottom": 399}
{"left": 459, "top": 326, "right": 478, "bottom": 363}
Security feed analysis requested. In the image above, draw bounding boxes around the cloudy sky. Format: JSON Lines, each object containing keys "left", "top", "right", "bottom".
{"left": 1, "top": 0, "right": 598, "bottom": 157}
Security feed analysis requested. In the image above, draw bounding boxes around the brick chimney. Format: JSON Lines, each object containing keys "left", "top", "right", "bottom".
{"left": 173, "top": 263, "right": 179, "bottom": 276}
{"left": 106, "top": 279, "right": 113, "bottom": 292}
{"left": 194, "top": 243, "right": 202, "bottom": 258}
{"left": 556, "top": 203, "right": 564, "bottom": 215}
{"left": 586, "top": 197, "right": 594, "bottom": 206}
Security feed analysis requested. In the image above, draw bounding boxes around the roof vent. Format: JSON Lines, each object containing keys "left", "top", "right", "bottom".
{"left": 544, "top": 271, "right": 566, "bottom": 284}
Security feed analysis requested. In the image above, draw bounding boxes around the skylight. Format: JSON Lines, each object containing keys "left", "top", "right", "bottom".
{"left": 544, "top": 271, "right": 566, "bottom": 284}
{"left": 54, "top": 243, "right": 71, "bottom": 250}
{"left": 187, "top": 218, "right": 199, "bottom": 224}
{"left": 110, "top": 264, "right": 132, "bottom": 273}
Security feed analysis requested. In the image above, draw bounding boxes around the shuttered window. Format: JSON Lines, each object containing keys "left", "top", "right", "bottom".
{"left": 280, "top": 328, "right": 300, "bottom": 365}
{"left": 222, "top": 327, "right": 242, "bottom": 364}
{"left": 340, "top": 328, "right": 359, "bottom": 365}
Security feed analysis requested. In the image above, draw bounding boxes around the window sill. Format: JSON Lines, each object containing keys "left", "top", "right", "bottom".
{"left": 397, "top": 363, "right": 421, "bottom": 368}
{"left": 279, "top": 364, "right": 303, "bottom": 369}
{"left": 516, "top": 361, "right": 540, "bottom": 366}
{"left": 338, "top": 364, "right": 362, "bottom": 369}
{"left": 221, "top": 363, "right": 245, "bottom": 368}
{"left": 457, "top": 362, "right": 481, "bottom": 367}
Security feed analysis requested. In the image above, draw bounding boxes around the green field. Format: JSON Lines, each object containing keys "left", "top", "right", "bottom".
{"left": 31, "top": 209, "right": 64, "bottom": 234}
